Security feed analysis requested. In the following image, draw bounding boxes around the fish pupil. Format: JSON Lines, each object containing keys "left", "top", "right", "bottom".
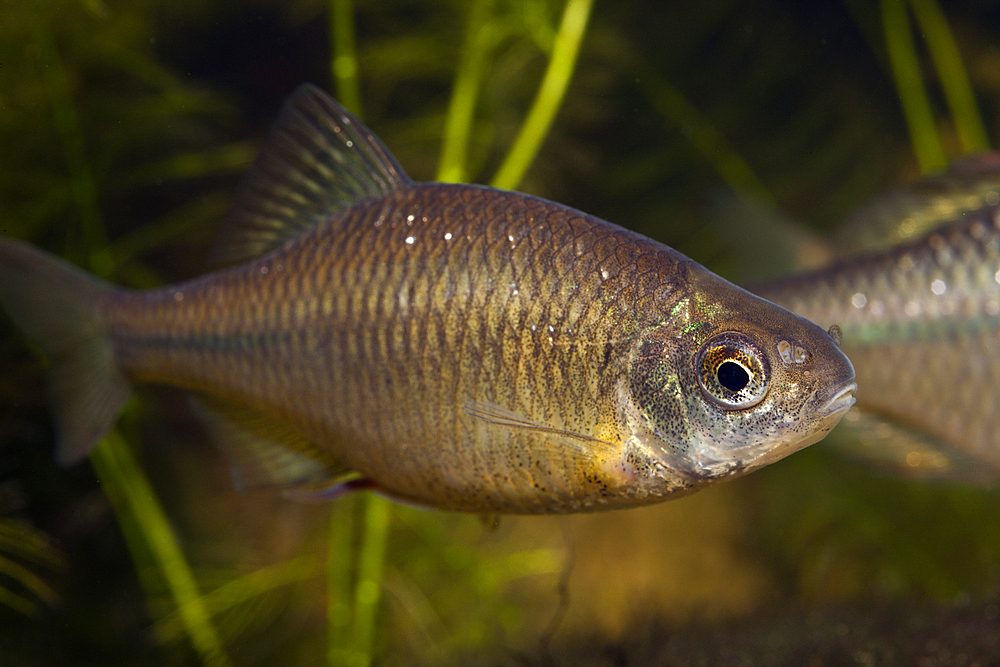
{"left": 717, "top": 361, "right": 750, "bottom": 392}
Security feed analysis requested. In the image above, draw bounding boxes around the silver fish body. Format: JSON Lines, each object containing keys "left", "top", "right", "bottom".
{"left": 756, "top": 163, "right": 1000, "bottom": 482}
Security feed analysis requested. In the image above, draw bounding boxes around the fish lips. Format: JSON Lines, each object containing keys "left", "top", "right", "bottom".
{"left": 821, "top": 381, "right": 858, "bottom": 416}
{"left": 674, "top": 380, "right": 858, "bottom": 482}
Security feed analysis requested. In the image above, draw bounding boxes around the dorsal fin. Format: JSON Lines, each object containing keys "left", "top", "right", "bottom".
{"left": 212, "top": 84, "right": 413, "bottom": 265}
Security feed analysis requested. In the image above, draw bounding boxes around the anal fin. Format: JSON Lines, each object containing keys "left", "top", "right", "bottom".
{"left": 190, "top": 396, "right": 354, "bottom": 492}
{"left": 282, "top": 478, "right": 376, "bottom": 503}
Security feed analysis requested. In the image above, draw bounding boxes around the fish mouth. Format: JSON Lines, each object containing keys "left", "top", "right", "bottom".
{"left": 820, "top": 381, "right": 857, "bottom": 417}
{"left": 675, "top": 380, "right": 858, "bottom": 483}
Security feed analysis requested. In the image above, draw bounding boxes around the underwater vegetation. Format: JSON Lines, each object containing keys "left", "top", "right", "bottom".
{"left": 1, "top": 0, "right": 1000, "bottom": 665}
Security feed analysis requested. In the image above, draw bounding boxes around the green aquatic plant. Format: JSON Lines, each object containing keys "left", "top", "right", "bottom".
{"left": 907, "top": 0, "right": 990, "bottom": 154}
{"left": 437, "top": 0, "right": 501, "bottom": 185}
{"left": 153, "top": 554, "right": 322, "bottom": 643}
{"left": 0, "top": 518, "right": 63, "bottom": 617}
{"left": 881, "top": 0, "right": 947, "bottom": 172}
{"left": 489, "top": 0, "right": 593, "bottom": 190}
{"left": 91, "top": 431, "right": 231, "bottom": 667}
{"left": 880, "top": 0, "right": 989, "bottom": 172}
{"left": 3, "top": 1, "right": 1000, "bottom": 665}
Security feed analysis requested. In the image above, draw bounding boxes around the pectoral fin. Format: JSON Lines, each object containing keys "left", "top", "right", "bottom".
{"left": 463, "top": 399, "right": 616, "bottom": 457}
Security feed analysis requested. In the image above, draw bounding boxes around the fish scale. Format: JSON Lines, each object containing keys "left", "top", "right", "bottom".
{"left": 0, "top": 84, "right": 856, "bottom": 513}
{"left": 125, "top": 187, "right": 642, "bottom": 508}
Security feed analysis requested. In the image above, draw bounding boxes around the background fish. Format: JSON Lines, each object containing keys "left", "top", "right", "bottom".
{"left": 755, "top": 157, "right": 1000, "bottom": 483}
{"left": 0, "top": 85, "right": 855, "bottom": 514}
{"left": 833, "top": 153, "right": 1000, "bottom": 256}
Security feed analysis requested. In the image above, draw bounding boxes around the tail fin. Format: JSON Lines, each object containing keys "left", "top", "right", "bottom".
{"left": 0, "top": 238, "right": 132, "bottom": 465}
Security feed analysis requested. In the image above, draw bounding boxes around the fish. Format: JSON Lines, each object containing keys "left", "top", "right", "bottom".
{"left": 754, "top": 155, "right": 1000, "bottom": 483}
{"left": 0, "top": 84, "right": 856, "bottom": 513}
{"left": 833, "top": 152, "right": 1000, "bottom": 257}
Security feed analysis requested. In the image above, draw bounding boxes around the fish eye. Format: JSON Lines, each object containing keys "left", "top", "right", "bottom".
{"left": 696, "top": 333, "right": 769, "bottom": 409}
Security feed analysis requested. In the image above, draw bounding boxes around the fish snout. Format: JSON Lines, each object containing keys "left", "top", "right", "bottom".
{"left": 821, "top": 381, "right": 857, "bottom": 416}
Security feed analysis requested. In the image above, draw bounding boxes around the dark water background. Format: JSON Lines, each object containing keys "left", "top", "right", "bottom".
{"left": 1, "top": 0, "right": 1000, "bottom": 665}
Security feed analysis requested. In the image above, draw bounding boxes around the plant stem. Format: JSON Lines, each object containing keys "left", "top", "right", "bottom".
{"left": 326, "top": 497, "right": 356, "bottom": 665}
{"left": 349, "top": 494, "right": 392, "bottom": 667}
{"left": 91, "top": 431, "right": 231, "bottom": 667}
{"left": 881, "top": 0, "right": 947, "bottom": 172}
{"left": 437, "top": 0, "right": 498, "bottom": 183}
{"left": 491, "top": 0, "right": 594, "bottom": 190}
{"left": 330, "top": 0, "right": 362, "bottom": 115}
{"left": 908, "top": 0, "right": 990, "bottom": 154}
